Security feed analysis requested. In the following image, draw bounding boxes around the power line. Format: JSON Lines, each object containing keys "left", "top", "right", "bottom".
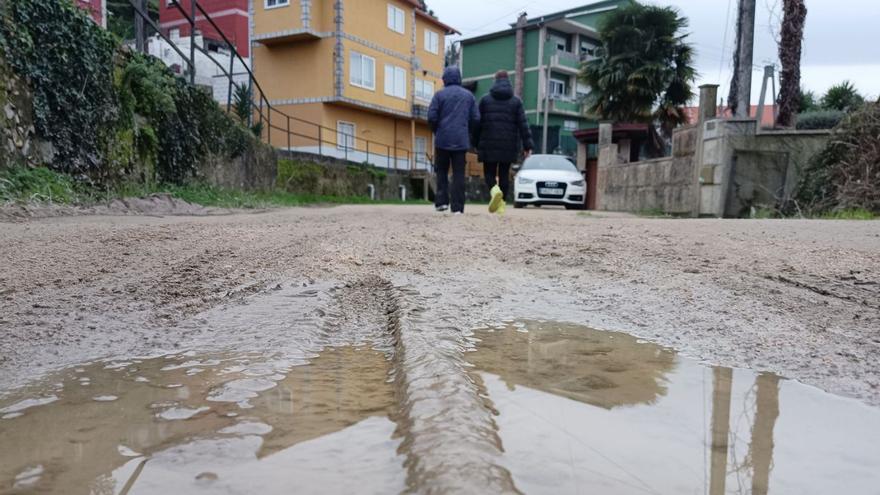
{"left": 456, "top": 1, "right": 536, "bottom": 38}
{"left": 718, "top": 0, "right": 735, "bottom": 82}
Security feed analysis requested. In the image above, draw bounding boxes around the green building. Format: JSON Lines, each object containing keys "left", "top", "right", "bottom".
{"left": 460, "top": 0, "right": 629, "bottom": 157}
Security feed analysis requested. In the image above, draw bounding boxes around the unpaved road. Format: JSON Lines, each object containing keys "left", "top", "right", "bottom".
{"left": 1, "top": 204, "right": 879, "bottom": 409}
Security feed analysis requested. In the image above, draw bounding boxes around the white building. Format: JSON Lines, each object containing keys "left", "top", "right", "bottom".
{"left": 146, "top": 32, "right": 250, "bottom": 105}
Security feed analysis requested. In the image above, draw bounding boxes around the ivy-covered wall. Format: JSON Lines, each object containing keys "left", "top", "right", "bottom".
{"left": 0, "top": 52, "right": 41, "bottom": 169}
{"left": 0, "top": 0, "right": 274, "bottom": 189}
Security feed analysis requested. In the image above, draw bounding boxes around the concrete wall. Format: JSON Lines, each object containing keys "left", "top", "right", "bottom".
{"left": 594, "top": 115, "right": 831, "bottom": 217}
{"left": 596, "top": 126, "right": 698, "bottom": 215}
{"left": 698, "top": 118, "right": 830, "bottom": 217}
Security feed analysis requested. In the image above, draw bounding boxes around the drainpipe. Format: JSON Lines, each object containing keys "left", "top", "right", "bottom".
{"left": 367, "top": 184, "right": 376, "bottom": 200}
{"left": 399, "top": 185, "right": 407, "bottom": 202}
{"left": 514, "top": 12, "right": 527, "bottom": 99}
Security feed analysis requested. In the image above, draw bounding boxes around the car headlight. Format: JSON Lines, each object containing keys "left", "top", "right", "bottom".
{"left": 517, "top": 177, "right": 535, "bottom": 185}
{"left": 571, "top": 180, "right": 585, "bottom": 187}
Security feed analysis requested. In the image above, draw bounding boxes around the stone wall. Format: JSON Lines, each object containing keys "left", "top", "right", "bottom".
{"left": 277, "top": 150, "right": 419, "bottom": 201}
{"left": 0, "top": 55, "right": 46, "bottom": 168}
{"left": 198, "top": 141, "right": 278, "bottom": 191}
{"left": 596, "top": 125, "right": 698, "bottom": 215}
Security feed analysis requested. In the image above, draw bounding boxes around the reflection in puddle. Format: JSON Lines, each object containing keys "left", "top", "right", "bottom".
{"left": 0, "top": 346, "right": 403, "bottom": 494}
{"left": 1, "top": 321, "right": 880, "bottom": 494}
{"left": 469, "top": 322, "right": 880, "bottom": 494}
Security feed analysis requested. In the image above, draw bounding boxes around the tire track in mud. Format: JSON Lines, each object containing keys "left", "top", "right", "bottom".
{"left": 347, "top": 279, "right": 519, "bottom": 494}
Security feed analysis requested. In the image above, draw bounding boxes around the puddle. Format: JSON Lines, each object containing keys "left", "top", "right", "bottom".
{"left": 468, "top": 322, "right": 880, "bottom": 494}
{"left": 0, "top": 346, "right": 404, "bottom": 494}
{"left": 1, "top": 320, "right": 880, "bottom": 494}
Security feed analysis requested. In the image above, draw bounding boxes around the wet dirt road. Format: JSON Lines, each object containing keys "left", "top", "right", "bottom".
{"left": 1, "top": 205, "right": 879, "bottom": 493}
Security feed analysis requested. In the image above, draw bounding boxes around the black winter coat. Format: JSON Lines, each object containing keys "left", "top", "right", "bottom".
{"left": 473, "top": 79, "right": 534, "bottom": 164}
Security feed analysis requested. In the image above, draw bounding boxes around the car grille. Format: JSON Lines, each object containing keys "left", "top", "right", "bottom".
{"left": 536, "top": 181, "right": 567, "bottom": 199}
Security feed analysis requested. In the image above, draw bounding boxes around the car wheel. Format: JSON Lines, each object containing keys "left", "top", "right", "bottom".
{"left": 514, "top": 202, "right": 526, "bottom": 209}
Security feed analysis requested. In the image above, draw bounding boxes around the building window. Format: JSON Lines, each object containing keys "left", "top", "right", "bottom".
{"left": 265, "top": 0, "right": 289, "bottom": 9}
{"left": 563, "top": 120, "right": 578, "bottom": 131}
{"left": 549, "top": 78, "right": 566, "bottom": 98}
{"left": 424, "top": 30, "right": 439, "bottom": 54}
{"left": 387, "top": 4, "right": 405, "bottom": 34}
{"left": 415, "top": 79, "right": 434, "bottom": 102}
{"left": 384, "top": 64, "right": 407, "bottom": 99}
{"left": 350, "top": 51, "right": 376, "bottom": 90}
{"left": 337, "top": 121, "right": 356, "bottom": 151}
{"left": 415, "top": 136, "right": 429, "bottom": 168}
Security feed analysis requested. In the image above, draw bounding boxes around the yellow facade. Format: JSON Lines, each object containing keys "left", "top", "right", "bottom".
{"left": 252, "top": 0, "right": 456, "bottom": 169}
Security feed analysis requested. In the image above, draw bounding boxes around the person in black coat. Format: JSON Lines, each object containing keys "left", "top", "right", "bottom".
{"left": 472, "top": 70, "right": 534, "bottom": 200}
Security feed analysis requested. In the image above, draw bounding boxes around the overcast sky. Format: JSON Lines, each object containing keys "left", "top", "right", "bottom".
{"left": 435, "top": 0, "right": 880, "bottom": 104}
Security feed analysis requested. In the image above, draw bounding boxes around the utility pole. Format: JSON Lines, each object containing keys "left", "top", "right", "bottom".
{"left": 729, "top": 0, "right": 757, "bottom": 118}
{"left": 542, "top": 66, "right": 551, "bottom": 153}
{"left": 134, "top": 0, "right": 146, "bottom": 53}
{"left": 756, "top": 65, "right": 775, "bottom": 127}
{"left": 514, "top": 12, "right": 528, "bottom": 99}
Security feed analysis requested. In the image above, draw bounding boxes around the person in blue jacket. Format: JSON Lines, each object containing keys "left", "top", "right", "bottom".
{"left": 428, "top": 66, "right": 479, "bottom": 214}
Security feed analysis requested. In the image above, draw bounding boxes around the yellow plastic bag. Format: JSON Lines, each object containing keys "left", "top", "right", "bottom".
{"left": 488, "top": 184, "right": 506, "bottom": 215}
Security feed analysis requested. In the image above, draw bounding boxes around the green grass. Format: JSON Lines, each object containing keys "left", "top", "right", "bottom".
{"left": 0, "top": 166, "right": 84, "bottom": 203}
{"left": 819, "top": 208, "right": 877, "bottom": 220}
{"left": 1, "top": 166, "right": 429, "bottom": 209}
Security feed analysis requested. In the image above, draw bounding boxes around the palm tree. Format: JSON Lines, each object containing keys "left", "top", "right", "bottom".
{"left": 776, "top": 0, "right": 807, "bottom": 128}
{"left": 821, "top": 81, "right": 865, "bottom": 112}
{"left": 580, "top": 2, "right": 695, "bottom": 136}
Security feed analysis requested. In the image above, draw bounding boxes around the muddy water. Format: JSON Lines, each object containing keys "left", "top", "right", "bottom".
{"left": 0, "top": 347, "right": 404, "bottom": 494}
{"left": 468, "top": 322, "right": 880, "bottom": 494}
{"left": 2, "top": 320, "right": 880, "bottom": 494}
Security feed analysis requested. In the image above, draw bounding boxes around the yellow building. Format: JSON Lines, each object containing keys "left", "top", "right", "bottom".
{"left": 250, "top": 0, "right": 457, "bottom": 170}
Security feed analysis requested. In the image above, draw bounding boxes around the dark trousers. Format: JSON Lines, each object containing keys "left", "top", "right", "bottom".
{"left": 434, "top": 148, "right": 466, "bottom": 213}
{"left": 483, "top": 162, "right": 511, "bottom": 199}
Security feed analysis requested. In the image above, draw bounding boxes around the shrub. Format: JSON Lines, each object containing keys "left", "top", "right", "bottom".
{"left": 796, "top": 110, "right": 845, "bottom": 130}
{"left": 793, "top": 102, "right": 880, "bottom": 214}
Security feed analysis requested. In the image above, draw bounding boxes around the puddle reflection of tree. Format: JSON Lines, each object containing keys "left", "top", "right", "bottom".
{"left": 467, "top": 322, "right": 676, "bottom": 410}
{"left": 710, "top": 368, "right": 780, "bottom": 495}
{"left": 469, "top": 322, "right": 783, "bottom": 495}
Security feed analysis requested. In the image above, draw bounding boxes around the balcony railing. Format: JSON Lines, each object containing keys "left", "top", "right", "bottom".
{"left": 551, "top": 97, "right": 583, "bottom": 115}
{"left": 412, "top": 104, "right": 429, "bottom": 121}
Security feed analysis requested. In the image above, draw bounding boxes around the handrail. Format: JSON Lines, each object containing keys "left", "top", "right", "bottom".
{"left": 133, "top": 0, "right": 431, "bottom": 171}
{"left": 130, "top": 0, "right": 193, "bottom": 72}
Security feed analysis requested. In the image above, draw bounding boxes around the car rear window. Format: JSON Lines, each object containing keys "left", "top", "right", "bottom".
{"left": 521, "top": 156, "right": 577, "bottom": 171}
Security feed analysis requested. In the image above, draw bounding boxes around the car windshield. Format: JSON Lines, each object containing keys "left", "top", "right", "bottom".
{"left": 521, "top": 156, "right": 577, "bottom": 172}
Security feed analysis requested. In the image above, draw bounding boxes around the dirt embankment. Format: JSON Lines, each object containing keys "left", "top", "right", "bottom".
{"left": 1, "top": 206, "right": 878, "bottom": 405}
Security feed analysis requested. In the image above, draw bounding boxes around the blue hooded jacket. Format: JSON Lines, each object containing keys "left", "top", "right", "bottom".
{"left": 428, "top": 67, "right": 479, "bottom": 152}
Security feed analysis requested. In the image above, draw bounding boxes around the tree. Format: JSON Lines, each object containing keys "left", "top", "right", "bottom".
{"left": 821, "top": 81, "right": 865, "bottom": 112}
{"left": 106, "top": 0, "right": 159, "bottom": 41}
{"left": 445, "top": 42, "right": 460, "bottom": 68}
{"left": 776, "top": 0, "right": 807, "bottom": 127}
{"left": 417, "top": 0, "right": 435, "bottom": 18}
{"left": 580, "top": 2, "right": 696, "bottom": 136}
{"left": 797, "top": 87, "right": 818, "bottom": 113}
